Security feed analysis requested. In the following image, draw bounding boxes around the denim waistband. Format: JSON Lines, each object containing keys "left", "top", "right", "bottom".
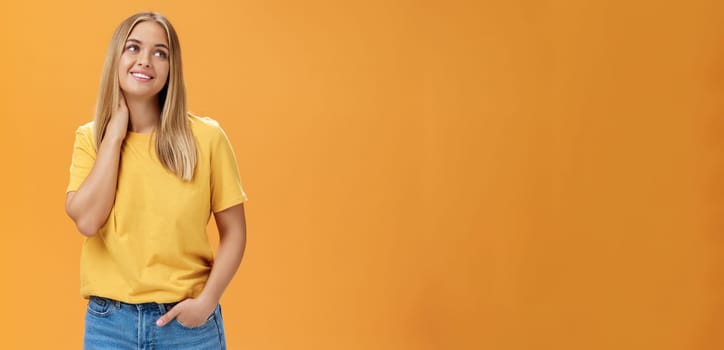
{"left": 89, "top": 295, "right": 181, "bottom": 314}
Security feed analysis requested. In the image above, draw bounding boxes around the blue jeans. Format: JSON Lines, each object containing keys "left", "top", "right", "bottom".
{"left": 84, "top": 296, "right": 227, "bottom": 350}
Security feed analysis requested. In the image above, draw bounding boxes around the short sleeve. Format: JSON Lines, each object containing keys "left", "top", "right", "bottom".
{"left": 66, "top": 125, "right": 97, "bottom": 193}
{"left": 210, "top": 125, "right": 248, "bottom": 212}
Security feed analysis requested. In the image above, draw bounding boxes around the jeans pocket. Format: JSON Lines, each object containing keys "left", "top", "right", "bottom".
{"left": 87, "top": 296, "right": 114, "bottom": 317}
{"left": 173, "top": 305, "right": 218, "bottom": 330}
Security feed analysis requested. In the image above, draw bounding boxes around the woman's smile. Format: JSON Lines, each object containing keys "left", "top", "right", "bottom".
{"left": 130, "top": 70, "right": 154, "bottom": 82}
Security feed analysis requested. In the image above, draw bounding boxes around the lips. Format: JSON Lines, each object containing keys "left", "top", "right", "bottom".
{"left": 130, "top": 71, "right": 154, "bottom": 81}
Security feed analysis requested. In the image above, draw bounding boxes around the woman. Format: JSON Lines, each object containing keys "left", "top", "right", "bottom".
{"left": 65, "top": 12, "right": 247, "bottom": 349}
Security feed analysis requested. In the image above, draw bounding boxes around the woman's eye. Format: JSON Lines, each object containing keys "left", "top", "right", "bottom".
{"left": 125, "top": 44, "right": 139, "bottom": 52}
{"left": 154, "top": 50, "right": 168, "bottom": 58}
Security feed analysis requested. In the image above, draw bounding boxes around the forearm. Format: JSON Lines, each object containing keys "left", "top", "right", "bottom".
{"left": 156, "top": 221, "right": 246, "bottom": 328}
{"left": 67, "top": 136, "right": 123, "bottom": 236}
{"left": 198, "top": 225, "right": 246, "bottom": 304}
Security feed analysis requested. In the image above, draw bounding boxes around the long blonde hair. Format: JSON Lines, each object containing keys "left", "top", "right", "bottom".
{"left": 93, "top": 12, "right": 197, "bottom": 181}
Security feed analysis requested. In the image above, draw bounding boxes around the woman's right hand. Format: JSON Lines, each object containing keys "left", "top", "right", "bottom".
{"left": 105, "top": 92, "right": 129, "bottom": 143}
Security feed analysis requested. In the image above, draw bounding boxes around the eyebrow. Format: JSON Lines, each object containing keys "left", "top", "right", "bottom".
{"left": 126, "top": 38, "right": 169, "bottom": 50}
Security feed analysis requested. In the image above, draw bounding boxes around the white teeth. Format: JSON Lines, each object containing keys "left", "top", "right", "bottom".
{"left": 131, "top": 72, "right": 151, "bottom": 79}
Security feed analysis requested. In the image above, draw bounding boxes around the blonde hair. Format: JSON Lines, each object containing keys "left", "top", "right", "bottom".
{"left": 93, "top": 12, "right": 197, "bottom": 181}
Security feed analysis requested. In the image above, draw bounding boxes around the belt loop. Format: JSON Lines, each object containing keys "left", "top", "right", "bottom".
{"left": 156, "top": 301, "right": 180, "bottom": 314}
{"left": 159, "top": 302, "right": 174, "bottom": 314}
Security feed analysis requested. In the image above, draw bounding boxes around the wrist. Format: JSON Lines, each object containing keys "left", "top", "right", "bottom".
{"left": 102, "top": 134, "right": 125, "bottom": 147}
{"left": 197, "top": 291, "right": 220, "bottom": 306}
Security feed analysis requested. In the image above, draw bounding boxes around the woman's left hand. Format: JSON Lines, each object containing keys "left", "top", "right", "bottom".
{"left": 156, "top": 297, "right": 217, "bottom": 328}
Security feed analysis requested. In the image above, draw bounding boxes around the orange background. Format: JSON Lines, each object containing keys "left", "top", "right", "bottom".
{"left": 0, "top": 0, "right": 722, "bottom": 349}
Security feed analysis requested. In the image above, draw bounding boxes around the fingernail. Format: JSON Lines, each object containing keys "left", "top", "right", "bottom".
{"left": 156, "top": 319, "right": 163, "bottom": 326}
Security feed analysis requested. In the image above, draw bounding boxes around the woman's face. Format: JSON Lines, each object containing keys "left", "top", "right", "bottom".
{"left": 118, "top": 21, "right": 170, "bottom": 99}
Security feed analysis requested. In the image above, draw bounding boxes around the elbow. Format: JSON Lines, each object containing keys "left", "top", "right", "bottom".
{"left": 65, "top": 199, "right": 101, "bottom": 237}
{"left": 219, "top": 227, "right": 246, "bottom": 251}
{"left": 67, "top": 211, "right": 100, "bottom": 237}
{"left": 77, "top": 221, "right": 100, "bottom": 237}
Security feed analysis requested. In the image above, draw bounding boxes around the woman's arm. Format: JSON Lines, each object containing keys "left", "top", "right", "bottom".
{"left": 156, "top": 203, "right": 247, "bottom": 327}
{"left": 200, "top": 203, "right": 247, "bottom": 301}
{"left": 65, "top": 136, "right": 123, "bottom": 236}
{"left": 65, "top": 95, "right": 129, "bottom": 237}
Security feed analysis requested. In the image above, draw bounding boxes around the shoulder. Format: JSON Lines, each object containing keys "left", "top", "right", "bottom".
{"left": 188, "top": 113, "right": 227, "bottom": 142}
{"left": 74, "top": 120, "right": 96, "bottom": 143}
{"left": 76, "top": 120, "right": 94, "bottom": 132}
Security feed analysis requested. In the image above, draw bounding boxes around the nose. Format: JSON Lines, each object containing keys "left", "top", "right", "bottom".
{"left": 136, "top": 52, "right": 152, "bottom": 68}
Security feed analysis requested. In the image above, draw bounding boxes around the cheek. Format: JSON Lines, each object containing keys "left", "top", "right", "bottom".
{"left": 117, "top": 57, "right": 131, "bottom": 78}
{"left": 156, "top": 65, "right": 170, "bottom": 84}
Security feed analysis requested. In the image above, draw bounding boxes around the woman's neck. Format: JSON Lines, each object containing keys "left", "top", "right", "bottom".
{"left": 125, "top": 95, "right": 161, "bottom": 133}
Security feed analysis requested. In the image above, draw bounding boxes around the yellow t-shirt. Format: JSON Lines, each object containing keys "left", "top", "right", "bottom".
{"left": 66, "top": 114, "right": 248, "bottom": 303}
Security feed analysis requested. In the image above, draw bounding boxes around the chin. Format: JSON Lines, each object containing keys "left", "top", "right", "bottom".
{"left": 120, "top": 86, "right": 162, "bottom": 99}
{"left": 119, "top": 75, "right": 165, "bottom": 99}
